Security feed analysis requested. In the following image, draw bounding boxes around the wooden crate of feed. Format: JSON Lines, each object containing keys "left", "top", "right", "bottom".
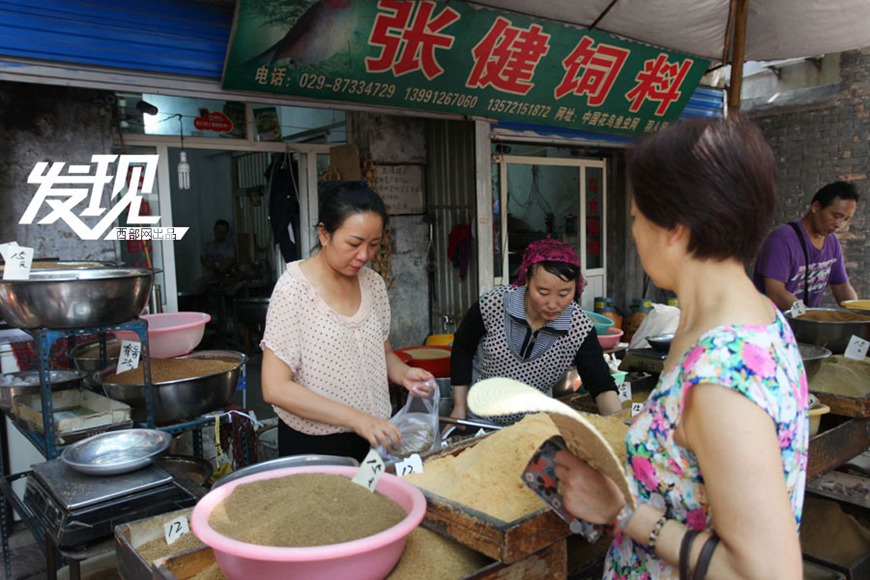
{"left": 115, "top": 508, "right": 206, "bottom": 580}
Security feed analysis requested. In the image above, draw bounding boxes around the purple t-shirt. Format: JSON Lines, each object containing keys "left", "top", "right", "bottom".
{"left": 753, "top": 221, "right": 849, "bottom": 307}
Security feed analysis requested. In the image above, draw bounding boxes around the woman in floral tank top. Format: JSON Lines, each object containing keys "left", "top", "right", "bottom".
{"left": 553, "top": 116, "right": 807, "bottom": 579}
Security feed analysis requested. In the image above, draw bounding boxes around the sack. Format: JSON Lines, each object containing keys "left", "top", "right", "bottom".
{"left": 375, "top": 381, "right": 440, "bottom": 464}
{"left": 628, "top": 303, "right": 681, "bottom": 350}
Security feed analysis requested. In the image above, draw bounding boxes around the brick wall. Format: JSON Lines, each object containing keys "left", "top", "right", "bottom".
{"left": 748, "top": 48, "right": 870, "bottom": 304}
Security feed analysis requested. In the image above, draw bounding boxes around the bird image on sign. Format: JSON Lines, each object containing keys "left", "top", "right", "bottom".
{"left": 245, "top": 0, "right": 359, "bottom": 67}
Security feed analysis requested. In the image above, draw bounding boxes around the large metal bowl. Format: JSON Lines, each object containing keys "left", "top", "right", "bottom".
{"left": 0, "top": 266, "right": 153, "bottom": 329}
{"left": 60, "top": 429, "right": 172, "bottom": 475}
{"left": 0, "top": 369, "right": 86, "bottom": 412}
{"left": 97, "top": 350, "right": 246, "bottom": 424}
{"left": 798, "top": 342, "right": 832, "bottom": 379}
{"left": 211, "top": 454, "right": 359, "bottom": 488}
{"left": 786, "top": 308, "right": 870, "bottom": 354}
{"left": 67, "top": 337, "right": 122, "bottom": 373}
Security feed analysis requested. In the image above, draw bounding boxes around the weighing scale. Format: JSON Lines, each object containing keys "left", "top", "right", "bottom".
{"left": 24, "top": 458, "right": 197, "bottom": 548}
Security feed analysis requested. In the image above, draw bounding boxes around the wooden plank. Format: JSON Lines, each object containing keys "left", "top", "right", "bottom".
{"left": 811, "top": 391, "right": 870, "bottom": 419}
{"left": 807, "top": 417, "right": 870, "bottom": 480}
{"left": 466, "top": 539, "right": 566, "bottom": 579}
{"left": 153, "top": 547, "right": 217, "bottom": 579}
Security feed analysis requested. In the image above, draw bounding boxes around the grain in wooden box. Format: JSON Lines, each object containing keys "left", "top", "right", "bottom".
{"left": 115, "top": 507, "right": 205, "bottom": 580}
{"left": 151, "top": 533, "right": 566, "bottom": 579}
{"left": 413, "top": 435, "right": 571, "bottom": 564}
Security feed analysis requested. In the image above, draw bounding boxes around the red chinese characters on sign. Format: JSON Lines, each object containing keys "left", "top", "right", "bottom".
{"left": 554, "top": 36, "right": 629, "bottom": 105}
{"left": 193, "top": 111, "right": 233, "bottom": 133}
{"left": 365, "top": 0, "right": 460, "bottom": 80}
{"left": 467, "top": 17, "right": 550, "bottom": 96}
{"left": 626, "top": 54, "right": 693, "bottom": 115}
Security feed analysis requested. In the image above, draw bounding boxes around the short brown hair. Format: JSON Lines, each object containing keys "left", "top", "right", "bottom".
{"left": 628, "top": 115, "right": 776, "bottom": 263}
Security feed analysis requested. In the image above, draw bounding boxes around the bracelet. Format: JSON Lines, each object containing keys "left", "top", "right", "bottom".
{"left": 679, "top": 529, "right": 700, "bottom": 580}
{"left": 647, "top": 514, "right": 668, "bottom": 557}
{"left": 693, "top": 533, "right": 720, "bottom": 580}
{"left": 612, "top": 503, "right": 635, "bottom": 536}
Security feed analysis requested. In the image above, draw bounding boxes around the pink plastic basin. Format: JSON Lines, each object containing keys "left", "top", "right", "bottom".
{"left": 115, "top": 311, "right": 210, "bottom": 358}
{"left": 191, "top": 465, "right": 426, "bottom": 580}
{"left": 597, "top": 327, "right": 624, "bottom": 350}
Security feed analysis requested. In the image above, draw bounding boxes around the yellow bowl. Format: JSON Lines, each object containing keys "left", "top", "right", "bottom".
{"left": 808, "top": 403, "right": 830, "bottom": 437}
{"left": 425, "top": 334, "right": 454, "bottom": 346}
{"left": 841, "top": 299, "right": 870, "bottom": 312}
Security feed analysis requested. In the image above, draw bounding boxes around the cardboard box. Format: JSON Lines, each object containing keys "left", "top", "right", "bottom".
{"left": 12, "top": 388, "right": 132, "bottom": 444}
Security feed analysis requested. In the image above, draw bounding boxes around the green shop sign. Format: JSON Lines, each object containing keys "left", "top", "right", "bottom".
{"left": 223, "top": 0, "right": 709, "bottom": 136}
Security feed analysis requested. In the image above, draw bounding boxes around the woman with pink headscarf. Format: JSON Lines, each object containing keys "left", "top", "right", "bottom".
{"left": 447, "top": 238, "right": 622, "bottom": 425}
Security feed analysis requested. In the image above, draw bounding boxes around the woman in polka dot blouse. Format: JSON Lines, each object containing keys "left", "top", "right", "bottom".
{"left": 260, "top": 181, "right": 434, "bottom": 462}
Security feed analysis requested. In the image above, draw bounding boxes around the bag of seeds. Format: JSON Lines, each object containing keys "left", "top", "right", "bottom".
{"left": 376, "top": 382, "right": 441, "bottom": 464}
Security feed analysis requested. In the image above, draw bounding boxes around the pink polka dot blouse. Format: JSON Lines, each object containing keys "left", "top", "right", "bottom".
{"left": 260, "top": 261, "right": 392, "bottom": 435}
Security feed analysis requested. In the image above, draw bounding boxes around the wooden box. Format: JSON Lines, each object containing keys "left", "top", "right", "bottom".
{"left": 115, "top": 507, "right": 203, "bottom": 580}
{"left": 414, "top": 436, "right": 571, "bottom": 564}
{"left": 152, "top": 536, "right": 566, "bottom": 579}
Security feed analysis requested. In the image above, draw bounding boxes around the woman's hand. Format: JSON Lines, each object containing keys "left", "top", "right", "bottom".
{"left": 350, "top": 413, "right": 402, "bottom": 450}
{"left": 403, "top": 367, "right": 435, "bottom": 397}
{"left": 554, "top": 450, "right": 625, "bottom": 525}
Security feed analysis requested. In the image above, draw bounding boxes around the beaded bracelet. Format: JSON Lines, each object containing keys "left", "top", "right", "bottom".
{"left": 647, "top": 514, "right": 668, "bottom": 557}
{"left": 612, "top": 503, "right": 635, "bottom": 536}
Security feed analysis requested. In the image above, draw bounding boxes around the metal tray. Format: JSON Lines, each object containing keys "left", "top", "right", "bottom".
{"left": 60, "top": 429, "right": 173, "bottom": 475}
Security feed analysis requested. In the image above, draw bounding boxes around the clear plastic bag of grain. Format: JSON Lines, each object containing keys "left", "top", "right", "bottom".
{"left": 376, "top": 382, "right": 441, "bottom": 464}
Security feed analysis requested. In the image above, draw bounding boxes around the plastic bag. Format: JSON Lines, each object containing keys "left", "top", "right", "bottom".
{"left": 375, "top": 380, "right": 440, "bottom": 464}
{"left": 628, "top": 303, "right": 681, "bottom": 350}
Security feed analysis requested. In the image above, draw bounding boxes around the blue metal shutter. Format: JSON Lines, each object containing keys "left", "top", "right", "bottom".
{"left": 0, "top": 0, "right": 232, "bottom": 78}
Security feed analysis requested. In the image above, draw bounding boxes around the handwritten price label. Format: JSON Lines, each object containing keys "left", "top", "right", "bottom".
{"left": 351, "top": 449, "right": 386, "bottom": 492}
{"left": 617, "top": 382, "right": 632, "bottom": 403}
{"left": 0, "top": 242, "right": 33, "bottom": 280}
{"left": 631, "top": 402, "right": 644, "bottom": 417}
{"left": 844, "top": 336, "right": 869, "bottom": 360}
{"left": 164, "top": 515, "right": 190, "bottom": 546}
{"left": 116, "top": 340, "right": 141, "bottom": 374}
{"left": 396, "top": 454, "right": 423, "bottom": 477}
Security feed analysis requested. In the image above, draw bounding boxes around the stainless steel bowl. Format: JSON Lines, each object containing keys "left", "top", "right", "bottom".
{"left": 786, "top": 308, "right": 870, "bottom": 354}
{"left": 0, "top": 369, "right": 86, "bottom": 412}
{"left": 96, "top": 350, "right": 245, "bottom": 424}
{"left": 60, "top": 428, "right": 172, "bottom": 475}
{"left": 646, "top": 333, "right": 675, "bottom": 352}
{"left": 798, "top": 342, "right": 832, "bottom": 379}
{"left": 67, "top": 337, "right": 122, "bottom": 373}
{"left": 212, "top": 454, "right": 359, "bottom": 488}
{"left": 0, "top": 266, "right": 153, "bottom": 329}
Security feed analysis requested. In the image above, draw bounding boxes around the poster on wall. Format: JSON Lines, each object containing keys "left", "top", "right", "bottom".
{"left": 222, "top": 0, "right": 709, "bottom": 137}
{"left": 376, "top": 164, "right": 425, "bottom": 215}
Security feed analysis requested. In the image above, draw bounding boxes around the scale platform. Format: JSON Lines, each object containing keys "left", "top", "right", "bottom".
{"left": 24, "top": 458, "right": 197, "bottom": 548}
{"left": 620, "top": 348, "right": 667, "bottom": 374}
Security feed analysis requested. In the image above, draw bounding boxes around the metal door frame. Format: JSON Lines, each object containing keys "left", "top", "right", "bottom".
{"left": 492, "top": 154, "right": 607, "bottom": 309}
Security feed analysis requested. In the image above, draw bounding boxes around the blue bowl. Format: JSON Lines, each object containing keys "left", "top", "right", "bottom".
{"left": 584, "top": 311, "right": 615, "bottom": 335}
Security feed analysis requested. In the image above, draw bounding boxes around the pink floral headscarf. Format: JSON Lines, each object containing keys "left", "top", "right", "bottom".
{"left": 512, "top": 237, "right": 586, "bottom": 293}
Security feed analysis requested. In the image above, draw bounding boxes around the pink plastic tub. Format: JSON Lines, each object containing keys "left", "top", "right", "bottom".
{"left": 191, "top": 465, "right": 426, "bottom": 580}
{"left": 115, "top": 311, "right": 210, "bottom": 358}
{"left": 597, "top": 327, "right": 624, "bottom": 350}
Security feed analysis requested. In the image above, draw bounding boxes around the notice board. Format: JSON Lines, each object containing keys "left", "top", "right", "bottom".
{"left": 377, "top": 165, "right": 425, "bottom": 215}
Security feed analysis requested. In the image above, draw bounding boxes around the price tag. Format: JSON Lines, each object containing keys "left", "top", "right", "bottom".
{"left": 631, "top": 402, "right": 644, "bottom": 417}
{"left": 164, "top": 515, "right": 190, "bottom": 546}
{"left": 790, "top": 300, "right": 807, "bottom": 317}
{"left": 116, "top": 339, "right": 141, "bottom": 374}
{"left": 617, "top": 382, "right": 632, "bottom": 403}
{"left": 0, "top": 242, "right": 33, "bottom": 280}
{"left": 396, "top": 454, "right": 423, "bottom": 477}
{"left": 844, "top": 335, "right": 870, "bottom": 360}
{"left": 351, "top": 448, "right": 386, "bottom": 492}
{"left": 475, "top": 428, "right": 488, "bottom": 438}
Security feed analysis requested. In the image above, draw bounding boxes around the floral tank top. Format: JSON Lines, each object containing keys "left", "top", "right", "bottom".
{"left": 605, "top": 311, "right": 808, "bottom": 578}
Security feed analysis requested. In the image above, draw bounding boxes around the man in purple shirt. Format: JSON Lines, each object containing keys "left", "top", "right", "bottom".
{"left": 753, "top": 181, "right": 860, "bottom": 310}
